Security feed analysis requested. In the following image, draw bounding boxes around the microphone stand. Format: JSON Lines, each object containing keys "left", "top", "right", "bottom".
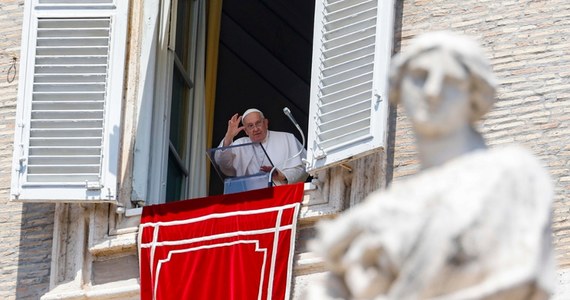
{"left": 269, "top": 107, "right": 306, "bottom": 186}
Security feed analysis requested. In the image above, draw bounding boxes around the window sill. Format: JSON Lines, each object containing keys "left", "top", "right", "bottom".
{"left": 41, "top": 279, "right": 139, "bottom": 300}
{"left": 90, "top": 231, "right": 138, "bottom": 257}
{"left": 123, "top": 181, "right": 328, "bottom": 219}
{"left": 101, "top": 180, "right": 335, "bottom": 255}
{"left": 125, "top": 207, "right": 142, "bottom": 217}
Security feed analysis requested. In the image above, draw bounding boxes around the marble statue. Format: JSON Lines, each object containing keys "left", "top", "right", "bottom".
{"left": 305, "top": 31, "right": 555, "bottom": 300}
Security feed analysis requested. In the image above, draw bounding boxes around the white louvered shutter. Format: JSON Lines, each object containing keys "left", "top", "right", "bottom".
{"left": 11, "top": 0, "right": 128, "bottom": 202}
{"left": 306, "top": 0, "right": 395, "bottom": 173}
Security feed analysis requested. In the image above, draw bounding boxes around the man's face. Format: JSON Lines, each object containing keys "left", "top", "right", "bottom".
{"left": 400, "top": 49, "right": 471, "bottom": 139}
{"left": 243, "top": 112, "right": 269, "bottom": 143}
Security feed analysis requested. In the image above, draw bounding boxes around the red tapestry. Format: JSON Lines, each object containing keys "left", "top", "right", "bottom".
{"left": 138, "top": 183, "right": 304, "bottom": 300}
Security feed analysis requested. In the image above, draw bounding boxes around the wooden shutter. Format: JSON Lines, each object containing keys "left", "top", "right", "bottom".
{"left": 306, "top": 0, "right": 395, "bottom": 173}
{"left": 11, "top": 0, "right": 128, "bottom": 202}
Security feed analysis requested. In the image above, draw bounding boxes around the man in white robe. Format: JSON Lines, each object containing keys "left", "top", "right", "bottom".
{"left": 214, "top": 108, "right": 308, "bottom": 185}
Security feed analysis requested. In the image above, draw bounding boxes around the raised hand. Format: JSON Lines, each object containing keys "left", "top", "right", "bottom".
{"left": 223, "top": 113, "right": 244, "bottom": 146}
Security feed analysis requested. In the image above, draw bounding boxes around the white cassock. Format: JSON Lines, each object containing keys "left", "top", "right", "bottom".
{"left": 214, "top": 130, "right": 308, "bottom": 184}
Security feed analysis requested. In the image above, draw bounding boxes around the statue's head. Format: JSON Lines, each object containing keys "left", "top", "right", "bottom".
{"left": 389, "top": 31, "right": 497, "bottom": 138}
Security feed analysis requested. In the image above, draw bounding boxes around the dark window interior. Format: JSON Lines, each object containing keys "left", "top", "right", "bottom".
{"left": 209, "top": 0, "right": 315, "bottom": 195}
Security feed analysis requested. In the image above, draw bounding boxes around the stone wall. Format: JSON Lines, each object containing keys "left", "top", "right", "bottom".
{"left": 0, "top": 1, "right": 54, "bottom": 299}
{"left": 391, "top": 0, "right": 570, "bottom": 280}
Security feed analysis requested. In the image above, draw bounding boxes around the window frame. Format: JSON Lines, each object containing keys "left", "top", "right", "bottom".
{"left": 132, "top": 0, "right": 395, "bottom": 206}
{"left": 132, "top": 0, "right": 207, "bottom": 205}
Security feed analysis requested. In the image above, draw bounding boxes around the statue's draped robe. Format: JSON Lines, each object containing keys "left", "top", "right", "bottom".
{"left": 311, "top": 146, "right": 555, "bottom": 300}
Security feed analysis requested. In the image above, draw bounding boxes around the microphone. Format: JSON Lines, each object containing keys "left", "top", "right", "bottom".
{"left": 283, "top": 107, "right": 305, "bottom": 147}
{"left": 283, "top": 107, "right": 300, "bottom": 129}
{"left": 282, "top": 107, "right": 305, "bottom": 161}
{"left": 269, "top": 107, "right": 307, "bottom": 187}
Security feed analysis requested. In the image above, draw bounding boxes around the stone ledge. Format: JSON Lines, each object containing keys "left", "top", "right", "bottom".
{"left": 89, "top": 232, "right": 138, "bottom": 257}
{"left": 294, "top": 251, "right": 325, "bottom": 276}
{"left": 41, "top": 279, "right": 139, "bottom": 300}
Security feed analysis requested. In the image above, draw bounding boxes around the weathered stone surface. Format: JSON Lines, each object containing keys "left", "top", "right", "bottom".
{"left": 308, "top": 146, "right": 554, "bottom": 299}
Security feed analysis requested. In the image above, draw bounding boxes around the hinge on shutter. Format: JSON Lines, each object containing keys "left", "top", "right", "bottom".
{"left": 314, "top": 148, "right": 327, "bottom": 160}
{"left": 16, "top": 123, "right": 26, "bottom": 174}
{"left": 374, "top": 90, "right": 383, "bottom": 110}
{"left": 85, "top": 181, "right": 103, "bottom": 190}
{"left": 15, "top": 142, "right": 26, "bottom": 174}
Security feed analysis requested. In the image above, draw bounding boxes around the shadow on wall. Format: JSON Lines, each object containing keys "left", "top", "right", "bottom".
{"left": 385, "top": 0, "right": 404, "bottom": 186}
{"left": 16, "top": 203, "right": 55, "bottom": 299}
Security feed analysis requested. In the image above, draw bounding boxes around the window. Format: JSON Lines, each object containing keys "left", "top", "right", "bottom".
{"left": 133, "top": 0, "right": 207, "bottom": 205}
{"left": 135, "top": 0, "right": 395, "bottom": 204}
{"left": 165, "top": 0, "right": 196, "bottom": 202}
{"left": 11, "top": 1, "right": 129, "bottom": 202}
{"left": 306, "top": 0, "right": 395, "bottom": 172}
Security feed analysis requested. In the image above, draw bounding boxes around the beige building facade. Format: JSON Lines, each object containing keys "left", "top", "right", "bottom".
{"left": 0, "top": 0, "right": 569, "bottom": 299}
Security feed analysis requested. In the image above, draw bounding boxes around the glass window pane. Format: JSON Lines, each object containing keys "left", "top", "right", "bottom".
{"left": 165, "top": 0, "right": 197, "bottom": 202}
{"left": 166, "top": 152, "right": 183, "bottom": 202}
{"left": 175, "top": 0, "right": 192, "bottom": 68}
{"left": 169, "top": 67, "right": 189, "bottom": 154}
